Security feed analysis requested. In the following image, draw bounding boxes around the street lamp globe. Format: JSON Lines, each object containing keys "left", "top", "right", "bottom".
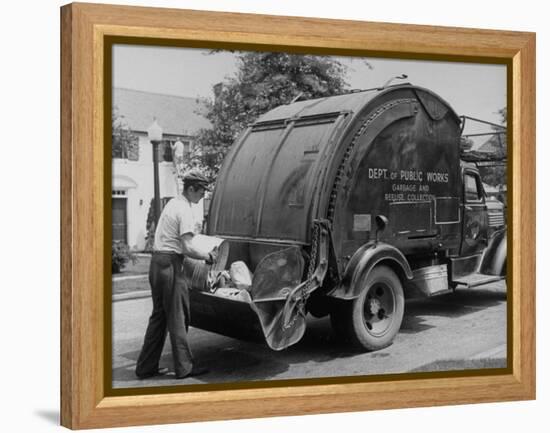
{"left": 147, "top": 118, "right": 163, "bottom": 142}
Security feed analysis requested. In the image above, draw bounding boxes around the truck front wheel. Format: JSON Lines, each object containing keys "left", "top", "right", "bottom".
{"left": 331, "top": 265, "right": 405, "bottom": 351}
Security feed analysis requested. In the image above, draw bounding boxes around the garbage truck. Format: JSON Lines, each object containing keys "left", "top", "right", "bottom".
{"left": 186, "top": 83, "right": 507, "bottom": 352}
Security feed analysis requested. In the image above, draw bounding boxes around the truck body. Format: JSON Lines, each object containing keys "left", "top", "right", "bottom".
{"left": 188, "top": 84, "right": 506, "bottom": 351}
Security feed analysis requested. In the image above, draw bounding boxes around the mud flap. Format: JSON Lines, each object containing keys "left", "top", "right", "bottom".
{"left": 479, "top": 228, "right": 507, "bottom": 276}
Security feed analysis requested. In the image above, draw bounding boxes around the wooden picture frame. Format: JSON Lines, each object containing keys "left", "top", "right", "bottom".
{"left": 61, "top": 2, "right": 535, "bottom": 429}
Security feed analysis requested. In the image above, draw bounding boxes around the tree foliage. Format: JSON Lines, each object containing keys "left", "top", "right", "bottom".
{"left": 478, "top": 107, "right": 507, "bottom": 187}
{"left": 191, "top": 51, "right": 350, "bottom": 179}
{"left": 112, "top": 106, "right": 139, "bottom": 160}
{"left": 460, "top": 136, "right": 474, "bottom": 153}
{"left": 111, "top": 241, "right": 137, "bottom": 273}
{"left": 496, "top": 107, "right": 507, "bottom": 127}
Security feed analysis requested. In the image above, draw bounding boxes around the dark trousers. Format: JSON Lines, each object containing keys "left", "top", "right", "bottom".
{"left": 135, "top": 252, "right": 193, "bottom": 378}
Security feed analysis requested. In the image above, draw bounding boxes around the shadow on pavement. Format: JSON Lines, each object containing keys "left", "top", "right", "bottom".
{"left": 400, "top": 286, "right": 506, "bottom": 334}
{"left": 114, "top": 317, "right": 364, "bottom": 387}
{"left": 283, "top": 317, "right": 365, "bottom": 361}
{"left": 406, "top": 286, "right": 505, "bottom": 317}
{"left": 114, "top": 344, "right": 290, "bottom": 386}
{"left": 399, "top": 314, "right": 435, "bottom": 334}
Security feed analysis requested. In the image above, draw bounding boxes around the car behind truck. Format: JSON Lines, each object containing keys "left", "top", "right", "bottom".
{"left": 186, "top": 83, "right": 507, "bottom": 352}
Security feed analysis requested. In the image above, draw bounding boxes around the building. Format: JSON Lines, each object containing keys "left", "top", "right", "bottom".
{"left": 112, "top": 88, "right": 211, "bottom": 250}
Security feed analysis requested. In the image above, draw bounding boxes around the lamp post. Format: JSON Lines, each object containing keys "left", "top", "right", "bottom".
{"left": 147, "top": 118, "right": 163, "bottom": 225}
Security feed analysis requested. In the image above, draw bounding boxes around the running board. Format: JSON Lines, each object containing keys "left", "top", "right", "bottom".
{"left": 452, "top": 273, "right": 505, "bottom": 289}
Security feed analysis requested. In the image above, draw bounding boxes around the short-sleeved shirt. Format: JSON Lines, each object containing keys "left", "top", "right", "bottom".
{"left": 153, "top": 196, "right": 199, "bottom": 254}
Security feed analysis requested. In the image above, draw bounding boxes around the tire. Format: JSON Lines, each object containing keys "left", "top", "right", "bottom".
{"left": 331, "top": 265, "right": 404, "bottom": 351}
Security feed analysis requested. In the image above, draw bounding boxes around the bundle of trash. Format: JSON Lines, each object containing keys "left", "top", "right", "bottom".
{"left": 207, "top": 260, "right": 254, "bottom": 303}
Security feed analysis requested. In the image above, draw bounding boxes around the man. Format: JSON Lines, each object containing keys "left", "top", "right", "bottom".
{"left": 135, "top": 170, "right": 217, "bottom": 380}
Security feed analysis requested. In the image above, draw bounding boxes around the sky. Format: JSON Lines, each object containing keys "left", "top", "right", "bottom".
{"left": 113, "top": 44, "right": 506, "bottom": 147}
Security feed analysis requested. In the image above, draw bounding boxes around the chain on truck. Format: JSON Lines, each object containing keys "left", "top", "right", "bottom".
{"left": 184, "top": 81, "right": 507, "bottom": 352}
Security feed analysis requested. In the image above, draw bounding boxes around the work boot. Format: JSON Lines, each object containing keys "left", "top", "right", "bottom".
{"left": 136, "top": 367, "right": 169, "bottom": 380}
{"left": 176, "top": 365, "right": 209, "bottom": 379}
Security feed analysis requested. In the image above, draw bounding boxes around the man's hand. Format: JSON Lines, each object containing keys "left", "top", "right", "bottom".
{"left": 205, "top": 246, "right": 218, "bottom": 265}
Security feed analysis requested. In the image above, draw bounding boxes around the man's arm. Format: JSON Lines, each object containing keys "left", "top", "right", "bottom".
{"left": 180, "top": 233, "right": 215, "bottom": 263}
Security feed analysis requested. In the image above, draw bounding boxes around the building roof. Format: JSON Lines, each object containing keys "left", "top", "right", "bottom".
{"left": 477, "top": 133, "right": 507, "bottom": 155}
{"left": 113, "top": 88, "right": 211, "bottom": 136}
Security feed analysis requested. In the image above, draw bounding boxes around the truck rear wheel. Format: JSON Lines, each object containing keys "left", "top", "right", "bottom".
{"left": 331, "top": 265, "right": 404, "bottom": 351}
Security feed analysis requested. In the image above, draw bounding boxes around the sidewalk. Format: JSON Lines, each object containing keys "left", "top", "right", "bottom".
{"left": 112, "top": 289, "right": 150, "bottom": 303}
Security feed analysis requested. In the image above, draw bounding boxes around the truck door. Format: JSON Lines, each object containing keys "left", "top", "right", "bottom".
{"left": 460, "top": 169, "right": 489, "bottom": 256}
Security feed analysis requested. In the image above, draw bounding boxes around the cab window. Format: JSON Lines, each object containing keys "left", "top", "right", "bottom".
{"left": 464, "top": 173, "right": 482, "bottom": 202}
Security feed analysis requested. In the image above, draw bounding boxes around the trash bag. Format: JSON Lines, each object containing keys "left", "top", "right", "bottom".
{"left": 229, "top": 261, "right": 253, "bottom": 291}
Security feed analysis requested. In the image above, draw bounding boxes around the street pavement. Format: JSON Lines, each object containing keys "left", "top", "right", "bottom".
{"left": 112, "top": 281, "right": 507, "bottom": 389}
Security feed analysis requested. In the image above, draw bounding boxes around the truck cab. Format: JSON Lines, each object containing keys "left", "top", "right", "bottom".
{"left": 449, "top": 163, "right": 506, "bottom": 281}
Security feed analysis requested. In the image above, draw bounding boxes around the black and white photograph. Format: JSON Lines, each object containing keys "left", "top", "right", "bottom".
{"left": 110, "top": 45, "right": 508, "bottom": 389}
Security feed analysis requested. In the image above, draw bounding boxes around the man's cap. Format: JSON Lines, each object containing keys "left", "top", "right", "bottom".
{"left": 183, "top": 170, "right": 211, "bottom": 191}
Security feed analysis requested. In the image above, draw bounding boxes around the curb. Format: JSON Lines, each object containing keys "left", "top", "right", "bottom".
{"left": 113, "top": 274, "right": 148, "bottom": 282}
{"left": 113, "top": 290, "right": 151, "bottom": 302}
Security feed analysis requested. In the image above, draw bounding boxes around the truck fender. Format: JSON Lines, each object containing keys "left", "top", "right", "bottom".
{"left": 328, "top": 241, "right": 413, "bottom": 300}
{"left": 479, "top": 228, "right": 507, "bottom": 276}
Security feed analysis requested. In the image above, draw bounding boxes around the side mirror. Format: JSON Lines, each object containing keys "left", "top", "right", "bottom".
{"left": 375, "top": 215, "right": 388, "bottom": 242}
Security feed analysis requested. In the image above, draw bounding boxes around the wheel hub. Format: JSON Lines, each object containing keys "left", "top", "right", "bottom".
{"left": 368, "top": 298, "right": 382, "bottom": 316}
{"left": 364, "top": 283, "right": 394, "bottom": 335}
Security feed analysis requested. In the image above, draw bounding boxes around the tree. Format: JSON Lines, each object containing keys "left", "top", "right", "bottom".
{"left": 478, "top": 107, "right": 507, "bottom": 187}
{"left": 112, "top": 106, "right": 139, "bottom": 160}
{"left": 496, "top": 107, "right": 507, "bottom": 126}
{"left": 192, "top": 51, "right": 350, "bottom": 178}
{"left": 460, "top": 136, "right": 474, "bottom": 153}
